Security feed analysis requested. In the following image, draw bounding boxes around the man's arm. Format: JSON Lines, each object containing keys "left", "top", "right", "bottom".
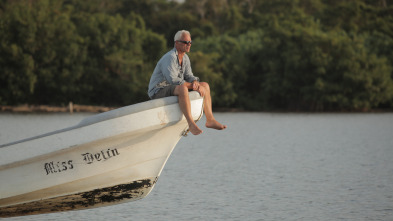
{"left": 183, "top": 55, "right": 199, "bottom": 83}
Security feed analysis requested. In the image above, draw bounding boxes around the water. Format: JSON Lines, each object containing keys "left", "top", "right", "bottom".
{"left": 1, "top": 112, "right": 393, "bottom": 221}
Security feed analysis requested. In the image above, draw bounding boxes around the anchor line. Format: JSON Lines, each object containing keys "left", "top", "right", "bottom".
{"left": 182, "top": 97, "right": 204, "bottom": 137}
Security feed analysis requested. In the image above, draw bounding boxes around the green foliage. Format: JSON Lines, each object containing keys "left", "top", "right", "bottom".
{"left": 0, "top": 0, "right": 166, "bottom": 106}
{"left": 257, "top": 26, "right": 393, "bottom": 111}
{"left": 1, "top": 0, "right": 393, "bottom": 111}
{"left": 188, "top": 50, "right": 237, "bottom": 107}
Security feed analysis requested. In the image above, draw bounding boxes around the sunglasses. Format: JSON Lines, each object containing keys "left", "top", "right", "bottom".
{"left": 177, "top": 40, "right": 192, "bottom": 45}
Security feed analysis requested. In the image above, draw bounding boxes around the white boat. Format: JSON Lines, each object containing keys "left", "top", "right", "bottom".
{"left": 0, "top": 92, "right": 203, "bottom": 218}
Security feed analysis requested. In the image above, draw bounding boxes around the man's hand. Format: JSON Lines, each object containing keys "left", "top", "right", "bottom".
{"left": 192, "top": 81, "right": 200, "bottom": 91}
{"left": 192, "top": 81, "right": 205, "bottom": 97}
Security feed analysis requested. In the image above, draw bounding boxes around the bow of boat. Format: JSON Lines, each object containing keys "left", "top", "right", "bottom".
{"left": 0, "top": 92, "right": 203, "bottom": 218}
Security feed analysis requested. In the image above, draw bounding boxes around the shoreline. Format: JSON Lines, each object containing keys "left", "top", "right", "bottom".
{"left": 0, "top": 104, "right": 117, "bottom": 113}
{"left": 1, "top": 104, "right": 392, "bottom": 113}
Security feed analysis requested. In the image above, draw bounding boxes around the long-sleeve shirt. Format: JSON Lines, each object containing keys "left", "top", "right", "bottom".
{"left": 148, "top": 48, "right": 199, "bottom": 98}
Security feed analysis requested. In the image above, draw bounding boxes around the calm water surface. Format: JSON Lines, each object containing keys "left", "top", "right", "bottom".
{"left": 1, "top": 112, "right": 392, "bottom": 221}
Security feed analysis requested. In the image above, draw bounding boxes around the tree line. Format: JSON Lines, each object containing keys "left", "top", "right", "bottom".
{"left": 1, "top": 0, "right": 393, "bottom": 111}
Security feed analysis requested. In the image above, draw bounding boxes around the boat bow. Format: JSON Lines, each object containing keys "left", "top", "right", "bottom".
{"left": 0, "top": 92, "right": 203, "bottom": 217}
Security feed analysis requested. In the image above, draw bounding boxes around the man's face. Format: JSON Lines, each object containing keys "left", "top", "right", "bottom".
{"left": 176, "top": 34, "right": 192, "bottom": 53}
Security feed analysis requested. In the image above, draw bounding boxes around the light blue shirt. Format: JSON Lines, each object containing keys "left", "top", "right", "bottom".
{"left": 148, "top": 48, "right": 199, "bottom": 98}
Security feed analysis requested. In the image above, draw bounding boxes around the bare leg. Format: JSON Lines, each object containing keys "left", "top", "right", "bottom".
{"left": 199, "top": 82, "right": 227, "bottom": 130}
{"left": 174, "top": 85, "right": 203, "bottom": 135}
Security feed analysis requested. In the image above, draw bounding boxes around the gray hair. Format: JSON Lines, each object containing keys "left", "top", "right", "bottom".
{"left": 174, "top": 30, "right": 191, "bottom": 42}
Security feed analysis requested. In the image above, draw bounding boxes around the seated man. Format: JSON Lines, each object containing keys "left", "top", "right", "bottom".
{"left": 148, "top": 30, "right": 226, "bottom": 135}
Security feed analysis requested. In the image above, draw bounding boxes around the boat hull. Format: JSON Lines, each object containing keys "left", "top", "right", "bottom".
{"left": 0, "top": 178, "right": 155, "bottom": 217}
{"left": 0, "top": 92, "right": 203, "bottom": 217}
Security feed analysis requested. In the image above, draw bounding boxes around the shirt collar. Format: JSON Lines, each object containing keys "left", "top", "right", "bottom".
{"left": 173, "top": 48, "right": 181, "bottom": 66}
{"left": 173, "top": 47, "right": 178, "bottom": 55}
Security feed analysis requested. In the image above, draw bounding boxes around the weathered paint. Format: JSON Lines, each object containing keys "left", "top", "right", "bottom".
{"left": 0, "top": 178, "right": 156, "bottom": 218}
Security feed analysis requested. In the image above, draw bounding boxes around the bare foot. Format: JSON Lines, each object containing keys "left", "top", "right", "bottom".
{"left": 206, "top": 120, "right": 227, "bottom": 130}
{"left": 189, "top": 123, "right": 203, "bottom": 135}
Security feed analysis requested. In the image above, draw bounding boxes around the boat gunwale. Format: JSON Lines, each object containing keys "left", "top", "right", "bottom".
{"left": 0, "top": 92, "right": 202, "bottom": 148}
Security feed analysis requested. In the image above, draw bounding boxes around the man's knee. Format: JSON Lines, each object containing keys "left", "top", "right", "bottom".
{"left": 175, "top": 84, "right": 189, "bottom": 96}
{"left": 200, "top": 82, "right": 210, "bottom": 91}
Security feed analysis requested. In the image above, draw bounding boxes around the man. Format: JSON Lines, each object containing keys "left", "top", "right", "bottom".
{"left": 148, "top": 30, "right": 226, "bottom": 135}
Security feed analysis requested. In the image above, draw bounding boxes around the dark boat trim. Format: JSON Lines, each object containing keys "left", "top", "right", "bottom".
{"left": 0, "top": 178, "right": 157, "bottom": 218}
